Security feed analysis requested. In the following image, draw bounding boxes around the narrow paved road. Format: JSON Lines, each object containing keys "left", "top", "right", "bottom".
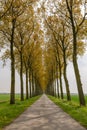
{"left": 4, "top": 94, "right": 87, "bottom": 130}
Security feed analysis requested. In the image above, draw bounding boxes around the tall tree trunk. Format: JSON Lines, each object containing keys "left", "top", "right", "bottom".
{"left": 66, "top": 0, "right": 85, "bottom": 106}
{"left": 10, "top": 46, "right": 15, "bottom": 104}
{"left": 56, "top": 64, "right": 60, "bottom": 98}
{"left": 47, "top": 82, "right": 51, "bottom": 95}
{"left": 10, "top": 19, "right": 16, "bottom": 104}
{"left": 29, "top": 70, "right": 32, "bottom": 98}
{"left": 35, "top": 79, "right": 42, "bottom": 95}
{"left": 20, "top": 52, "right": 24, "bottom": 101}
{"left": 58, "top": 53, "right": 63, "bottom": 99}
{"left": 35, "top": 81, "right": 39, "bottom": 96}
{"left": 73, "top": 51, "right": 86, "bottom": 106}
{"left": 32, "top": 72, "right": 35, "bottom": 97}
{"left": 35, "top": 78, "right": 38, "bottom": 96}
{"left": 63, "top": 66, "right": 71, "bottom": 101}
{"left": 26, "top": 68, "right": 29, "bottom": 99}
{"left": 72, "top": 23, "right": 85, "bottom": 106}
{"left": 59, "top": 69, "right": 63, "bottom": 99}
{"left": 54, "top": 83, "right": 56, "bottom": 97}
{"left": 51, "top": 67, "right": 55, "bottom": 96}
{"left": 63, "top": 51, "right": 71, "bottom": 101}
{"left": 49, "top": 82, "right": 52, "bottom": 95}
{"left": 56, "top": 78, "right": 60, "bottom": 98}
{"left": 56, "top": 43, "right": 63, "bottom": 99}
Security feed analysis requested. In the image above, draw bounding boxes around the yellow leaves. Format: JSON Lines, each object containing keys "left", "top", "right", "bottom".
{"left": 74, "top": 0, "right": 81, "bottom": 5}
{"left": 37, "top": 8, "right": 41, "bottom": 14}
{"left": 13, "top": 0, "right": 26, "bottom": 7}
{"left": 77, "top": 40, "right": 85, "bottom": 56}
{"left": 33, "top": 33, "right": 38, "bottom": 41}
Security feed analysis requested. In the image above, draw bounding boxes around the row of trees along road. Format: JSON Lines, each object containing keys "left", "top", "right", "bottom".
{"left": 0, "top": 0, "right": 43, "bottom": 104}
{"left": 43, "top": 0, "right": 87, "bottom": 106}
{"left": 0, "top": 0, "right": 87, "bottom": 106}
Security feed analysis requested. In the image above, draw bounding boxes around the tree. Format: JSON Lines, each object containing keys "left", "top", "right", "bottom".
{"left": 0, "top": 0, "right": 33, "bottom": 104}
{"left": 14, "top": 8, "right": 34, "bottom": 100}
{"left": 0, "top": 0, "right": 13, "bottom": 19}
{"left": 43, "top": 0, "right": 86, "bottom": 105}
{"left": 64, "top": 0, "right": 86, "bottom": 105}
{"left": 45, "top": 15, "right": 71, "bottom": 100}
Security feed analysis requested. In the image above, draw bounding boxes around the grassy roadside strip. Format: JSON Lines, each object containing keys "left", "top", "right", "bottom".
{"left": 0, "top": 95, "right": 41, "bottom": 129}
{"left": 48, "top": 95, "right": 87, "bottom": 129}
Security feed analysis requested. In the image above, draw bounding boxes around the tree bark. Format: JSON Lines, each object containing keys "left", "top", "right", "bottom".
{"left": 20, "top": 51, "right": 24, "bottom": 101}
{"left": 65, "top": 0, "right": 86, "bottom": 105}
{"left": 32, "top": 72, "right": 35, "bottom": 97}
{"left": 72, "top": 16, "right": 85, "bottom": 106}
{"left": 26, "top": 68, "right": 29, "bottom": 99}
{"left": 63, "top": 51, "right": 71, "bottom": 101}
{"left": 58, "top": 52, "right": 63, "bottom": 99}
{"left": 10, "top": 19, "right": 16, "bottom": 104}
{"left": 56, "top": 78, "right": 60, "bottom": 98}
{"left": 56, "top": 64, "right": 60, "bottom": 98}
{"left": 73, "top": 53, "right": 86, "bottom": 106}
{"left": 29, "top": 70, "right": 32, "bottom": 98}
{"left": 51, "top": 67, "right": 55, "bottom": 96}
{"left": 59, "top": 69, "right": 63, "bottom": 99}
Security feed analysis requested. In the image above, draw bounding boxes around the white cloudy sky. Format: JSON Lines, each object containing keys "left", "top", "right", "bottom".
{"left": 0, "top": 53, "right": 87, "bottom": 94}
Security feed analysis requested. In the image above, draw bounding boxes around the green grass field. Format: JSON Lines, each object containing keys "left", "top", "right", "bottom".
{"left": 0, "top": 94, "right": 20, "bottom": 102}
{"left": 63, "top": 94, "right": 87, "bottom": 104}
{"left": 0, "top": 94, "right": 41, "bottom": 129}
{"left": 48, "top": 95, "right": 87, "bottom": 128}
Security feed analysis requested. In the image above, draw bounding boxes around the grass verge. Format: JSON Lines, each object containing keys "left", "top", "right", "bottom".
{"left": 48, "top": 95, "right": 87, "bottom": 128}
{"left": 0, "top": 94, "right": 24, "bottom": 102}
{"left": 0, "top": 95, "right": 41, "bottom": 129}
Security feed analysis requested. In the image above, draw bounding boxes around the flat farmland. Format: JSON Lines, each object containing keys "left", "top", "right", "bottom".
{"left": 0, "top": 94, "right": 20, "bottom": 102}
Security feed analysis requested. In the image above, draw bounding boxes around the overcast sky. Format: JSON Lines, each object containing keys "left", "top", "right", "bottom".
{"left": 67, "top": 53, "right": 87, "bottom": 94}
{"left": 0, "top": 53, "right": 87, "bottom": 94}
